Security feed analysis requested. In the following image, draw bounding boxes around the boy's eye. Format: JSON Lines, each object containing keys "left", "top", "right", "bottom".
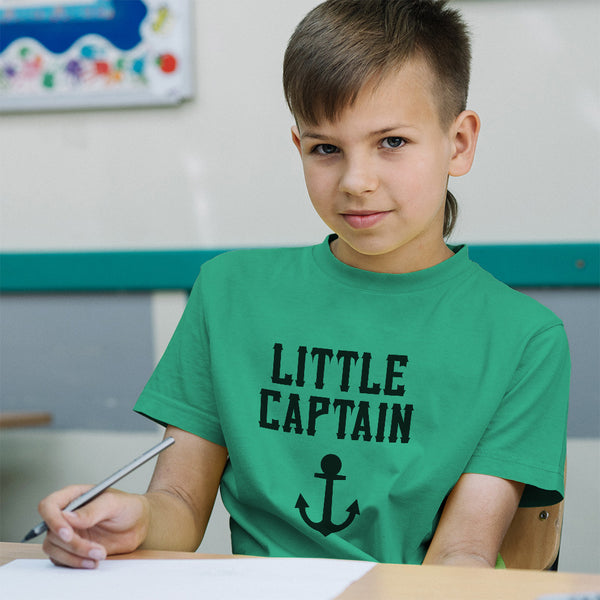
{"left": 381, "top": 137, "right": 406, "bottom": 149}
{"left": 313, "top": 143, "right": 339, "bottom": 155}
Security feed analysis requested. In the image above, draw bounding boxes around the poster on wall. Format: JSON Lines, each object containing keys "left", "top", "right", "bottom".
{"left": 0, "top": 0, "right": 193, "bottom": 111}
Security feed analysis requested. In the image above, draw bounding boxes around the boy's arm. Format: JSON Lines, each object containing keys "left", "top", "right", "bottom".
{"left": 422, "top": 473, "right": 524, "bottom": 568}
{"left": 141, "top": 425, "right": 228, "bottom": 551}
{"left": 40, "top": 426, "right": 227, "bottom": 568}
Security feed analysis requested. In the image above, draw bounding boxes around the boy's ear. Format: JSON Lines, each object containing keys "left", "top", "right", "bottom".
{"left": 448, "top": 110, "right": 480, "bottom": 177}
{"left": 291, "top": 125, "right": 303, "bottom": 155}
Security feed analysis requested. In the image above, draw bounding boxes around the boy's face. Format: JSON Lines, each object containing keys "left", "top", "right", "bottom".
{"left": 292, "top": 58, "right": 478, "bottom": 273}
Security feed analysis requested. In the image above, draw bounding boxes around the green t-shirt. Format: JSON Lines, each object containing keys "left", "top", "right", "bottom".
{"left": 135, "top": 237, "right": 569, "bottom": 564}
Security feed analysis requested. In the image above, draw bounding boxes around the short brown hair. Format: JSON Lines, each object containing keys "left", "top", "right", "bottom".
{"left": 283, "top": 0, "right": 472, "bottom": 237}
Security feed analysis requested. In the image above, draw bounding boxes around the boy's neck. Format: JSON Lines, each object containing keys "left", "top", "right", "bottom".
{"left": 330, "top": 236, "right": 455, "bottom": 274}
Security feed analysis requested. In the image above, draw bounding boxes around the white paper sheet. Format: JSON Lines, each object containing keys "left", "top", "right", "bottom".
{"left": 0, "top": 557, "right": 375, "bottom": 600}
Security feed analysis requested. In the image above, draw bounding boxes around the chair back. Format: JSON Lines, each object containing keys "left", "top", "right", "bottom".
{"left": 500, "top": 500, "right": 564, "bottom": 569}
{"left": 501, "top": 464, "right": 566, "bottom": 570}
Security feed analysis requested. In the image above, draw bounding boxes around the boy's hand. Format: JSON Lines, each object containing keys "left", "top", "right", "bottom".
{"left": 38, "top": 427, "right": 227, "bottom": 568}
{"left": 39, "top": 485, "right": 149, "bottom": 569}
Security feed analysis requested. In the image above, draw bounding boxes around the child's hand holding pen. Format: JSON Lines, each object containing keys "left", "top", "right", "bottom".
{"left": 30, "top": 437, "right": 175, "bottom": 569}
{"left": 38, "top": 485, "right": 149, "bottom": 569}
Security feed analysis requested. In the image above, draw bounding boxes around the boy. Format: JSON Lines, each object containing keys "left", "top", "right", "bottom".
{"left": 39, "top": 0, "right": 569, "bottom": 570}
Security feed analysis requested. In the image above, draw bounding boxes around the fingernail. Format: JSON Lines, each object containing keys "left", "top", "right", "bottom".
{"left": 89, "top": 548, "right": 106, "bottom": 561}
{"left": 81, "top": 559, "right": 96, "bottom": 569}
{"left": 58, "top": 528, "right": 72, "bottom": 542}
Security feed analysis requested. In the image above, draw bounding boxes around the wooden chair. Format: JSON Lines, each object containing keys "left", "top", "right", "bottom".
{"left": 500, "top": 463, "right": 566, "bottom": 570}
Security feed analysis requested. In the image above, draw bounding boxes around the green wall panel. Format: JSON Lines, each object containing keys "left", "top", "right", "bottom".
{"left": 1, "top": 244, "right": 598, "bottom": 292}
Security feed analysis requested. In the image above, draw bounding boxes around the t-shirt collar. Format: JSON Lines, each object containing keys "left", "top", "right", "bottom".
{"left": 311, "top": 234, "right": 472, "bottom": 293}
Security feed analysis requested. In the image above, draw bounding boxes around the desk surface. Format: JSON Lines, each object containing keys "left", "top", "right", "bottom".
{"left": 0, "top": 411, "right": 52, "bottom": 428}
{"left": 1, "top": 543, "right": 599, "bottom": 599}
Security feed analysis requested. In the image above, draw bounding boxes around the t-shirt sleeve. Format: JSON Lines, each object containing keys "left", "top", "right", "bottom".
{"left": 134, "top": 272, "right": 226, "bottom": 447}
{"left": 465, "top": 323, "right": 570, "bottom": 507}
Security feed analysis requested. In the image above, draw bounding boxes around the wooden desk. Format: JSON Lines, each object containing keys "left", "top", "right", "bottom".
{"left": 0, "top": 411, "right": 52, "bottom": 429}
{"left": 1, "top": 543, "right": 599, "bottom": 599}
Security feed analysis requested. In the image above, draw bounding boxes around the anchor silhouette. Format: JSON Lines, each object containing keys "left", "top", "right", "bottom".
{"left": 295, "top": 454, "right": 360, "bottom": 536}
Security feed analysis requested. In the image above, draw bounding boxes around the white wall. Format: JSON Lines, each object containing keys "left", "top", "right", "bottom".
{"left": 0, "top": 1, "right": 598, "bottom": 250}
{"left": 452, "top": 0, "right": 600, "bottom": 243}
{"left": 0, "top": 1, "right": 326, "bottom": 251}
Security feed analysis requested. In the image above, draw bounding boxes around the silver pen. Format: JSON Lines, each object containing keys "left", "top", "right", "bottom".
{"left": 21, "top": 436, "right": 175, "bottom": 542}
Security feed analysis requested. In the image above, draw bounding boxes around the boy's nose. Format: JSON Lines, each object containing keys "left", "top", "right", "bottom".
{"left": 338, "top": 157, "right": 379, "bottom": 197}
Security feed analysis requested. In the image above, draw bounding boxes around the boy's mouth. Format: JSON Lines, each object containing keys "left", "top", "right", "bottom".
{"left": 342, "top": 210, "right": 390, "bottom": 229}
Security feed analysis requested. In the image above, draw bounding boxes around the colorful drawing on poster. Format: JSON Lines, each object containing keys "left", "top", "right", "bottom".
{"left": 0, "top": 1, "right": 193, "bottom": 111}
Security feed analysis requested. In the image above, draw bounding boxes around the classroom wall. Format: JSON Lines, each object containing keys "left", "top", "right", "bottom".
{"left": 1, "top": 0, "right": 598, "bottom": 574}
{"left": 0, "top": 0, "right": 598, "bottom": 250}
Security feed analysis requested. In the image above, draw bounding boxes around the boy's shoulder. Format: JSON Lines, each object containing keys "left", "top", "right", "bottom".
{"left": 204, "top": 244, "right": 309, "bottom": 271}
{"left": 468, "top": 257, "right": 564, "bottom": 330}
{"left": 197, "top": 244, "right": 316, "bottom": 288}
